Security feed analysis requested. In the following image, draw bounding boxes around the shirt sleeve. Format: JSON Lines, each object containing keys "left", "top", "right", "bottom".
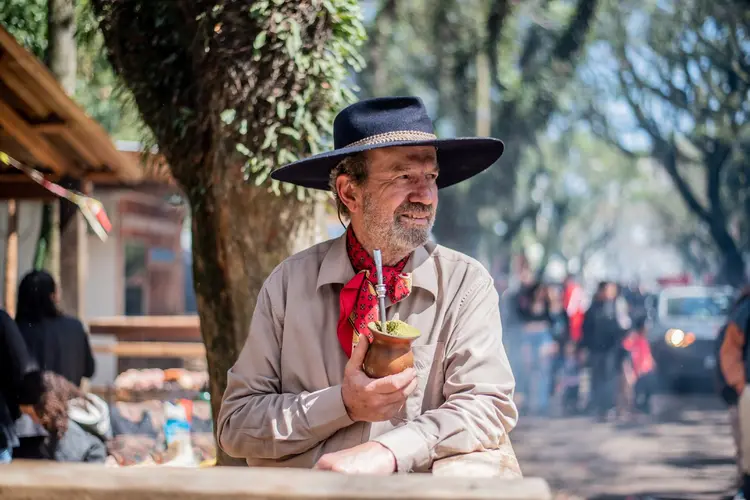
{"left": 371, "top": 274, "right": 519, "bottom": 472}
{"left": 216, "top": 273, "right": 354, "bottom": 461}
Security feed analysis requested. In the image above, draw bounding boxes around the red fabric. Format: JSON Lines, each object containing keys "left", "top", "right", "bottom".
{"left": 623, "top": 333, "right": 654, "bottom": 377}
{"left": 336, "top": 226, "right": 412, "bottom": 357}
{"left": 563, "top": 282, "right": 584, "bottom": 342}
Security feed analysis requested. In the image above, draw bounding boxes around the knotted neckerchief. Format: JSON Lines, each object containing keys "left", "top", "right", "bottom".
{"left": 336, "top": 226, "right": 412, "bottom": 357}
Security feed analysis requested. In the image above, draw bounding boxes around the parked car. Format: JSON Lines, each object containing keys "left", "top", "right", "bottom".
{"left": 650, "top": 285, "right": 736, "bottom": 392}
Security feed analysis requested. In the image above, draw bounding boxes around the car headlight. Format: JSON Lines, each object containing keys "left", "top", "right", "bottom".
{"left": 665, "top": 328, "right": 695, "bottom": 348}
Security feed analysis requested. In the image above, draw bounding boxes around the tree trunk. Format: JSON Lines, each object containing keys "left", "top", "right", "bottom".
{"left": 47, "top": 0, "right": 77, "bottom": 94}
{"left": 37, "top": 0, "right": 77, "bottom": 279}
{"left": 4, "top": 200, "right": 18, "bottom": 316}
{"left": 709, "top": 220, "right": 746, "bottom": 286}
{"left": 185, "top": 164, "right": 322, "bottom": 466}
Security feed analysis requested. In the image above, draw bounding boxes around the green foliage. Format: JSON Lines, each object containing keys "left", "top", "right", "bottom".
{"left": 92, "top": 0, "right": 366, "bottom": 202}
{"left": 1, "top": 0, "right": 47, "bottom": 59}
{"left": 358, "top": 0, "right": 600, "bottom": 256}
{"left": 584, "top": 0, "right": 750, "bottom": 280}
{"left": 0, "top": 0, "right": 147, "bottom": 141}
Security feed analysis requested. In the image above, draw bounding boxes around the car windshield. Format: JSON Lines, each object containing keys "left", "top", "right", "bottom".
{"left": 665, "top": 294, "right": 733, "bottom": 318}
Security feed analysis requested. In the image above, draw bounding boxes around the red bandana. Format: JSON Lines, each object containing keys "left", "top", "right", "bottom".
{"left": 336, "top": 226, "right": 412, "bottom": 357}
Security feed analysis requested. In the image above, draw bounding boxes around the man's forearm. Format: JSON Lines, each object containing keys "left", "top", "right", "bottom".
{"left": 371, "top": 393, "right": 517, "bottom": 472}
{"left": 217, "top": 384, "right": 354, "bottom": 460}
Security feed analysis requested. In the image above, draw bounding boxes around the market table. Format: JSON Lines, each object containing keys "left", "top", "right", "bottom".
{"left": 0, "top": 460, "right": 551, "bottom": 500}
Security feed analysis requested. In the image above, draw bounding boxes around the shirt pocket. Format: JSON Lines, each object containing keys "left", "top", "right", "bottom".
{"left": 394, "top": 343, "right": 442, "bottom": 422}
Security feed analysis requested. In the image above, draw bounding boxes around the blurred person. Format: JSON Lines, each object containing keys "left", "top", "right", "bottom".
{"left": 622, "top": 316, "right": 656, "bottom": 415}
{"left": 563, "top": 275, "right": 585, "bottom": 343}
{"left": 717, "top": 286, "right": 750, "bottom": 500}
{"left": 15, "top": 371, "right": 109, "bottom": 463}
{"left": 15, "top": 270, "right": 95, "bottom": 387}
{"left": 0, "top": 309, "right": 43, "bottom": 464}
{"left": 556, "top": 341, "right": 581, "bottom": 416}
{"left": 548, "top": 285, "right": 571, "bottom": 398}
{"left": 518, "top": 282, "right": 556, "bottom": 416}
{"left": 218, "top": 96, "right": 518, "bottom": 474}
{"left": 581, "top": 281, "right": 630, "bottom": 422}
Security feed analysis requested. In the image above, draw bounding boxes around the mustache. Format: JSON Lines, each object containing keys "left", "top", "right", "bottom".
{"left": 396, "top": 202, "right": 434, "bottom": 217}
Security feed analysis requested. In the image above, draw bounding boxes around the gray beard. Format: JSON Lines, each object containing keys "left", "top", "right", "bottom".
{"left": 362, "top": 195, "right": 434, "bottom": 259}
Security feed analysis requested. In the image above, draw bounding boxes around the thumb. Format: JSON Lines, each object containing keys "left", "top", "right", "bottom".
{"left": 348, "top": 333, "right": 369, "bottom": 368}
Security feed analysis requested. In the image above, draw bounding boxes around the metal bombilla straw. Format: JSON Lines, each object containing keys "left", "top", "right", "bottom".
{"left": 373, "top": 249, "right": 388, "bottom": 333}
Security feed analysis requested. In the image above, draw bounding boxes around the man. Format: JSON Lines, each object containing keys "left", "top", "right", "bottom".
{"left": 718, "top": 287, "right": 750, "bottom": 500}
{"left": 217, "top": 96, "right": 519, "bottom": 475}
{"left": 581, "top": 281, "right": 630, "bottom": 421}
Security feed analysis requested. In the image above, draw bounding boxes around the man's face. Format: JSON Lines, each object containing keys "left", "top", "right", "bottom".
{"left": 351, "top": 146, "right": 439, "bottom": 256}
{"left": 603, "top": 283, "right": 618, "bottom": 300}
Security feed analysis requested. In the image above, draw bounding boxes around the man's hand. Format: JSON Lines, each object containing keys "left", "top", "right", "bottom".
{"left": 341, "top": 337, "right": 418, "bottom": 422}
{"left": 314, "top": 441, "right": 396, "bottom": 474}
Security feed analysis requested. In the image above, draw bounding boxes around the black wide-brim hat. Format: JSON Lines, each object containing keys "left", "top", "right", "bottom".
{"left": 270, "top": 96, "right": 504, "bottom": 191}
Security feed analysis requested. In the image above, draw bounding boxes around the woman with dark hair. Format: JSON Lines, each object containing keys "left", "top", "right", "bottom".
{"left": 15, "top": 270, "right": 95, "bottom": 387}
{"left": 18, "top": 371, "right": 109, "bottom": 462}
{"left": 517, "top": 282, "right": 556, "bottom": 415}
{"left": 0, "top": 309, "right": 43, "bottom": 463}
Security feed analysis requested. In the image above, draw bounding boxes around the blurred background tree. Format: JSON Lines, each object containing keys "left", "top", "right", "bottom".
{"left": 584, "top": 0, "right": 749, "bottom": 285}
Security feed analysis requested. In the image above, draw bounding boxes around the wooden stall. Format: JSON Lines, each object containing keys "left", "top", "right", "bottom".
{"left": 0, "top": 25, "right": 142, "bottom": 317}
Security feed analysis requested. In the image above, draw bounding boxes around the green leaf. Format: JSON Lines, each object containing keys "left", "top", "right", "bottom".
{"left": 279, "top": 127, "right": 301, "bottom": 140}
{"left": 254, "top": 169, "right": 269, "bottom": 186}
{"left": 287, "top": 20, "right": 302, "bottom": 54}
{"left": 276, "top": 101, "right": 288, "bottom": 120}
{"left": 236, "top": 143, "right": 251, "bottom": 157}
{"left": 253, "top": 31, "right": 267, "bottom": 50}
{"left": 262, "top": 123, "right": 279, "bottom": 149}
{"left": 220, "top": 109, "right": 236, "bottom": 125}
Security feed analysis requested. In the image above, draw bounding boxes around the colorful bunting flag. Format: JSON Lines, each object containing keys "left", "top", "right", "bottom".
{"left": 0, "top": 151, "right": 112, "bottom": 241}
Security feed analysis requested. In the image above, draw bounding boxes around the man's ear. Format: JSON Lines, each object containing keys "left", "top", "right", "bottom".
{"left": 336, "top": 175, "right": 360, "bottom": 214}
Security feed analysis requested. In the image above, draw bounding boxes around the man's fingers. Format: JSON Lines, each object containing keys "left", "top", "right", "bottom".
{"left": 402, "top": 376, "right": 418, "bottom": 397}
{"left": 369, "top": 367, "right": 416, "bottom": 394}
{"left": 380, "top": 376, "right": 419, "bottom": 404}
{"left": 347, "top": 335, "right": 369, "bottom": 368}
{"left": 378, "top": 401, "right": 407, "bottom": 420}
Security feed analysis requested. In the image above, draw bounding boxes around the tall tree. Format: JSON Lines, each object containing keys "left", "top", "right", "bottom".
{"left": 36, "top": 0, "right": 78, "bottom": 283}
{"left": 91, "top": 0, "right": 365, "bottom": 464}
{"left": 587, "top": 0, "right": 750, "bottom": 285}
{"left": 358, "top": 0, "right": 600, "bottom": 262}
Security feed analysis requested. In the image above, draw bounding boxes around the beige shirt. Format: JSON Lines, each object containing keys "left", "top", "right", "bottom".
{"left": 217, "top": 233, "right": 518, "bottom": 472}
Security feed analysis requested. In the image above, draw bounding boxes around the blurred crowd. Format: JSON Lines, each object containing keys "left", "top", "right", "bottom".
{"left": 506, "top": 273, "right": 655, "bottom": 423}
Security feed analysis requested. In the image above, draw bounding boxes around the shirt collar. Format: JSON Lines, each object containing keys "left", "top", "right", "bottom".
{"left": 316, "top": 231, "right": 438, "bottom": 299}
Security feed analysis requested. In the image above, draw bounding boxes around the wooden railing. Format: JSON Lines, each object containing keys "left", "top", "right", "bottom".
{"left": 92, "top": 341, "right": 205, "bottom": 359}
{"left": 88, "top": 315, "right": 202, "bottom": 342}
{"left": 0, "top": 461, "right": 551, "bottom": 500}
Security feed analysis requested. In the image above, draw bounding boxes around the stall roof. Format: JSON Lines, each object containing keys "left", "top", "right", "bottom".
{"left": 0, "top": 25, "right": 142, "bottom": 192}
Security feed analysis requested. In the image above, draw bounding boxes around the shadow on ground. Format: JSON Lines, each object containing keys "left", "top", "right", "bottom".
{"left": 511, "top": 395, "right": 737, "bottom": 500}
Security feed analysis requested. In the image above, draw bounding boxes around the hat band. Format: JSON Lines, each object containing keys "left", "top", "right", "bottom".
{"left": 346, "top": 130, "right": 437, "bottom": 148}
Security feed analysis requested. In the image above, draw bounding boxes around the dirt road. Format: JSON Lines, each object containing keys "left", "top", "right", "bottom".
{"left": 510, "top": 395, "right": 737, "bottom": 500}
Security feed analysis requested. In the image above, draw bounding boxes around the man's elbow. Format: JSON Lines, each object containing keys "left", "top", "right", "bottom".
{"left": 216, "top": 405, "right": 252, "bottom": 460}
{"left": 488, "top": 393, "right": 518, "bottom": 436}
{"left": 216, "top": 400, "right": 278, "bottom": 461}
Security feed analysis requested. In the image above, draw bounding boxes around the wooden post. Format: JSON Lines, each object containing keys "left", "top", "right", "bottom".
{"left": 4, "top": 199, "right": 18, "bottom": 315}
{"left": 475, "top": 51, "right": 491, "bottom": 137}
{"left": 60, "top": 179, "right": 90, "bottom": 319}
